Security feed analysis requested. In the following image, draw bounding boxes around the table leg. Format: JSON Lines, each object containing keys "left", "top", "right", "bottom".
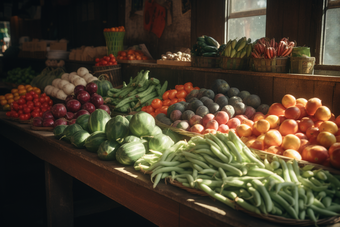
{"left": 45, "top": 162, "right": 74, "bottom": 227}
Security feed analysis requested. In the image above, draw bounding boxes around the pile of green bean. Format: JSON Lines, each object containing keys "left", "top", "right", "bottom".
{"left": 135, "top": 131, "right": 340, "bottom": 223}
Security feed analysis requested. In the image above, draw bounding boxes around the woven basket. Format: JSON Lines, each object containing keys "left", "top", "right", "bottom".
{"left": 253, "top": 57, "right": 289, "bottom": 73}
{"left": 290, "top": 57, "right": 315, "bottom": 74}
{"left": 104, "top": 31, "right": 125, "bottom": 57}
{"left": 191, "top": 55, "right": 219, "bottom": 68}
{"left": 220, "top": 56, "right": 249, "bottom": 70}
{"left": 92, "top": 64, "right": 123, "bottom": 88}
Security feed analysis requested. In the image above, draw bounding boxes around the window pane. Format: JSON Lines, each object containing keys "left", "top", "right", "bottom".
{"left": 231, "top": 0, "right": 266, "bottom": 13}
{"left": 227, "top": 16, "right": 266, "bottom": 42}
{"left": 324, "top": 8, "right": 340, "bottom": 65}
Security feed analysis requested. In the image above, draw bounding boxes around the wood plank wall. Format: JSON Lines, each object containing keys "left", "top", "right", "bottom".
{"left": 121, "top": 64, "right": 340, "bottom": 116}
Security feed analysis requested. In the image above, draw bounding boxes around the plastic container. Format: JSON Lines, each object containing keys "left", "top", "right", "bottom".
{"left": 104, "top": 31, "right": 125, "bottom": 57}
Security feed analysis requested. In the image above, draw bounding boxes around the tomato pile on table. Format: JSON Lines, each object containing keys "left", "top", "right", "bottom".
{"left": 6, "top": 91, "right": 53, "bottom": 121}
{"left": 94, "top": 54, "right": 118, "bottom": 66}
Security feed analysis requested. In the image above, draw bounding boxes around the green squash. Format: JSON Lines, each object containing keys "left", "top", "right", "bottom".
{"left": 115, "top": 141, "right": 146, "bottom": 165}
{"left": 129, "top": 111, "right": 155, "bottom": 137}
{"left": 92, "top": 74, "right": 113, "bottom": 97}
{"left": 84, "top": 131, "right": 107, "bottom": 153}
{"left": 53, "top": 125, "right": 68, "bottom": 139}
{"left": 97, "top": 140, "right": 121, "bottom": 161}
{"left": 105, "top": 115, "right": 130, "bottom": 142}
{"left": 70, "top": 130, "right": 91, "bottom": 148}
{"left": 60, "top": 124, "right": 83, "bottom": 143}
{"left": 75, "top": 114, "right": 90, "bottom": 132}
{"left": 148, "top": 133, "right": 174, "bottom": 153}
{"left": 88, "top": 109, "right": 111, "bottom": 133}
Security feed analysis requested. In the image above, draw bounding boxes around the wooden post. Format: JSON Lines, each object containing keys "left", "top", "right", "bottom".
{"left": 45, "top": 162, "right": 74, "bottom": 227}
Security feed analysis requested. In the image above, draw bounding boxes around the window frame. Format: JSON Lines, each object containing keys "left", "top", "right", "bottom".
{"left": 225, "top": 0, "right": 267, "bottom": 43}
{"left": 316, "top": 0, "right": 340, "bottom": 70}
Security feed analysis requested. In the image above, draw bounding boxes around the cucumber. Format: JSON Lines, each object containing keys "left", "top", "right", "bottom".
{"left": 204, "top": 35, "right": 220, "bottom": 48}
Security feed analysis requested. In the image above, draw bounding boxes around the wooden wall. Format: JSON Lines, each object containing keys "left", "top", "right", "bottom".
{"left": 121, "top": 64, "right": 340, "bottom": 116}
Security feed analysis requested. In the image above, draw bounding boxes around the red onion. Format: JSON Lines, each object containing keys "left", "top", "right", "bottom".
{"left": 43, "top": 118, "right": 55, "bottom": 127}
{"left": 98, "top": 105, "right": 111, "bottom": 115}
{"left": 67, "top": 119, "right": 77, "bottom": 125}
{"left": 65, "top": 112, "right": 75, "bottom": 120}
{"left": 51, "top": 103, "right": 67, "bottom": 119}
{"left": 66, "top": 99, "right": 81, "bottom": 113}
{"left": 74, "top": 85, "right": 86, "bottom": 96}
{"left": 73, "top": 109, "right": 90, "bottom": 119}
{"left": 53, "top": 118, "right": 68, "bottom": 128}
{"left": 82, "top": 102, "right": 96, "bottom": 114}
{"left": 85, "top": 82, "right": 98, "bottom": 95}
{"left": 77, "top": 90, "right": 91, "bottom": 104}
{"left": 32, "top": 117, "right": 43, "bottom": 127}
{"left": 90, "top": 94, "right": 104, "bottom": 108}
{"left": 42, "top": 110, "right": 55, "bottom": 120}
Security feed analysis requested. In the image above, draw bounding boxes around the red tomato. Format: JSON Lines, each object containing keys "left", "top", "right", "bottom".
{"left": 18, "top": 105, "right": 23, "bottom": 110}
{"left": 39, "top": 112, "right": 43, "bottom": 117}
{"left": 33, "top": 107, "right": 41, "bottom": 112}
{"left": 193, "top": 87, "right": 200, "bottom": 90}
{"left": 33, "top": 98, "right": 39, "bottom": 103}
{"left": 102, "top": 60, "right": 108, "bottom": 65}
{"left": 149, "top": 112, "right": 156, "bottom": 118}
{"left": 162, "top": 91, "right": 170, "bottom": 100}
{"left": 47, "top": 106, "right": 51, "bottom": 111}
{"left": 44, "top": 96, "right": 50, "bottom": 102}
{"left": 12, "top": 112, "right": 19, "bottom": 118}
{"left": 170, "top": 98, "right": 178, "bottom": 105}
{"left": 330, "top": 148, "right": 340, "bottom": 169}
{"left": 12, "top": 103, "right": 19, "bottom": 111}
{"left": 177, "top": 98, "right": 186, "bottom": 102}
{"left": 109, "top": 54, "right": 114, "bottom": 59}
{"left": 162, "top": 99, "right": 171, "bottom": 106}
{"left": 23, "top": 107, "right": 31, "bottom": 114}
{"left": 25, "top": 94, "right": 33, "bottom": 101}
{"left": 19, "top": 114, "right": 26, "bottom": 121}
{"left": 41, "top": 108, "right": 47, "bottom": 113}
{"left": 184, "top": 84, "right": 194, "bottom": 94}
{"left": 22, "top": 104, "right": 27, "bottom": 108}
{"left": 95, "top": 58, "right": 100, "bottom": 62}
{"left": 155, "top": 108, "right": 162, "bottom": 115}
{"left": 33, "top": 94, "right": 39, "bottom": 99}
{"left": 28, "top": 90, "right": 35, "bottom": 95}
{"left": 95, "top": 63, "right": 100, "bottom": 66}
{"left": 168, "top": 90, "right": 178, "bottom": 100}
{"left": 175, "top": 85, "right": 185, "bottom": 91}
{"left": 160, "top": 106, "right": 168, "bottom": 115}
{"left": 141, "top": 106, "right": 148, "bottom": 112}
{"left": 184, "top": 82, "right": 193, "bottom": 87}
{"left": 42, "top": 102, "right": 49, "bottom": 109}
{"left": 31, "top": 112, "right": 40, "bottom": 118}
{"left": 176, "top": 90, "right": 187, "bottom": 99}
{"left": 18, "top": 98, "right": 26, "bottom": 105}
{"left": 6, "top": 111, "right": 11, "bottom": 117}
{"left": 27, "top": 101, "right": 34, "bottom": 106}
{"left": 108, "top": 62, "right": 113, "bottom": 65}
{"left": 18, "top": 110, "right": 23, "bottom": 115}
{"left": 110, "top": 58, "right": 116, "bottom": 62}
{"left": 145, "top": 105, "right": 154, "bottom": 113}
{"left": 35, "top": 101, "right": 42, "bottom": 107}
{"left": 24, "top": 113, "right": 30, "bottom": 120}
{"left": 41, "top": 93, "right": 46, "bottom": 98}
{"left": 151, "top": 99, "right": 162, "bottom": 109}
{"left": 39, "top": 97, "right": 45, "bottom": 103}
{"left": 48, "top": 100, "right": 53, "bottom": 106}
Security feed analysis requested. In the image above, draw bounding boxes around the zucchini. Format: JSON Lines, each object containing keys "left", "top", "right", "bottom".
{"left": 202, "top": 45, "right": 218, "bottom": 53}
{"left": 202, "top": 52, "right": 217, "bottom": 57}
{"left": 204, "top": 35, "right": 220, "bottom": 48}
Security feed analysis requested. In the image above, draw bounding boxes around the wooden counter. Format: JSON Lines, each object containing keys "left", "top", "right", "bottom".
{"left": 0, "top": 113, "right": 291, "bottom": 227}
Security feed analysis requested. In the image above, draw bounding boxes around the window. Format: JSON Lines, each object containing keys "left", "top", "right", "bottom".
{"left": 225, "top": 0, "right": 267, "bottom": 43}
{"left": 321, "top": 0, "right": 340, "bottom": 65}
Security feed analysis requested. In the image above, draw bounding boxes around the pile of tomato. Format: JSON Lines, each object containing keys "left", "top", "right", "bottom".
{"left": 94, "top": 54, "right": 118, "bottom": 66}
{"left": 141, "top": 82, "right": 199, "bottom": 117}
{"left": 6, "top": 91, "right": 53, "bottom": 121}
{"left": 116, "top": 50, "right": 149, "bottom": 61}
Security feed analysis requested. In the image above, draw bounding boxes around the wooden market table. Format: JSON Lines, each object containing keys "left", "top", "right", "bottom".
{"left": 0, "top": 113, "right": 304, "bottom": 227}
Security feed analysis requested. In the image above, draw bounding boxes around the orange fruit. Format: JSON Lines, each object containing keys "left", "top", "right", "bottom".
{"left": 14, "top": 96, "right": 20, "bottom": 101}
{"left": 314, "top": 106, "right": 331, "bottom": 121}
{"left": 305, "top": 97, "right": 322, "bottom": 116}
{"left": 0, "top": 95, "right": 5, "bottom": 100}
{"left": 335, "top": 115, "right": 340, "bottom": 127}
{"left": 298, "top": 117, "right": 314, "bottom": 133}
{"left": 295, "top": 104, "right": 307, "bottom": 119}
{"left": 317, "top": 131, "right": 336, "bottom": 148}
{"left": 265, "top": 115, "right": 280, "bottom": 129}
{"left": 255, "top": 119, "right": 271, "bottom": 134}
{"left": 319, "top": 121, "right": 338, "bottom": 134}
{"left": 1, "top": 99, "right": 7, "bottom": 105}
{"left": 266, "top": 146, "right": 284, "bottom": 155}
{"left": 236, "top": 124, "right": 252, "bottom": 137}
{"left": 5, "top": 93, "right": 13, "bottom": 99}
{"left": 279, "top": 119, "right": 299, "bottom": 136}
{"left": 18, "top": 89, "right": 26, "bottom": 96}
{"left": 281, "top": 94, "right": 296, "bottom": 108}
{"left": 13, "top": 92, "right": 19, "bottom": 97}
{"left": 26, "top": 87, "right": 33, "bottom": 92}
{"left": 241, "top": 119, "right": 254, "bottom": 128}
{"left": 264, "top": 129, "right": 283, "bottom": 147}
{"left": 282, "top": 134, "right": 301, "bottom": 151}
{"left": 283, "top": 149, "right": 302, "bottom": 160}
{"left": 11, "top": 88, "right": 18, "bottom": 93}
{"left": 298, "top": 139, "right": 310, "bottom": 154}
{"left": 7, "top": 98, "right": 14, "bottom": 104}
{"left": 17, "top": 85, "right": 25, "bottom": 90}
{"left": 284, "top": 106, "right": 301, "bottom": 120}
{"left": 268, "top": 103, "right": 286, "bottom": 116}
{"left": 306, "top": 126, "right": 320, "bottom": 139}
{"left": 296, "top": 98, "right": 308, "bottom": 107}
{"left": 25, "top": 84, "right": 32, "bottom": 89}
{"left": 253, "top": 112, "right": 265, "bottom": 122}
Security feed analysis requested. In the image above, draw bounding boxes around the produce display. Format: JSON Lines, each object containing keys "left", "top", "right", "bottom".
{"left": 221, "top": 37, "right": 253, "bottom": 58}
{"left": 116, "top": 49, "right": 149, "bottom": 61}
{"left": 2, "top": 66, "right": 38, "bottom": 85}
{"left": 5, "top": 90, "right": 53, "bottom": 121}
{"left": 94, "top": 54, "right": 118, "bottom": 66}
{"left": 104, "top": 70, "right": 168, "bottom": 113}
{"left": 32, "top": 81, "right": 110, "bottom": 128}
{"left": 44, "top": 67, "right": 97, "bottom": 100}
{"left": 191, "top": 35, "right": 221, "bottom": 57}
{"left": 252, "top": 37, "right": 295, "bottom": 59}
{"left": 30, "top": 66, "right": 66, "bottom": 94}
{"left": 160, "top": 50, "right": 191, "bottom": 62}
{"left": 134, "top": 130, "right": 340, "bottom": 224}
{"left": 0, "top": 84, "right": 41, "bottom": 111}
